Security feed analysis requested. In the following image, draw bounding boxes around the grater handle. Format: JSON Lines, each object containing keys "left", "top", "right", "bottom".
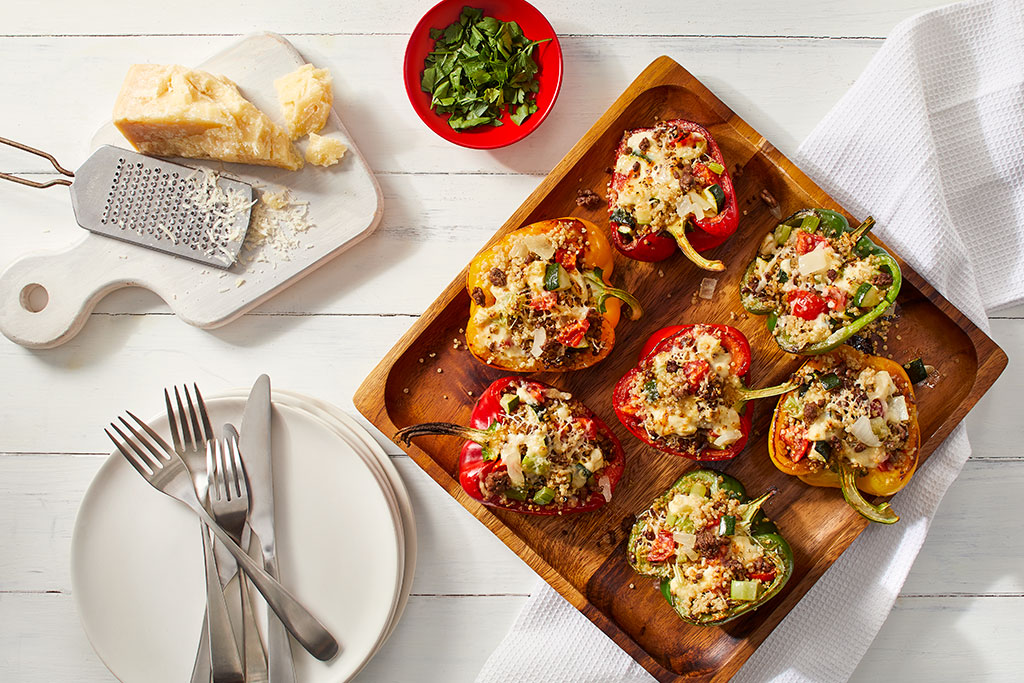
{"left": 0, "top": 137, "right": 75, "bottom": 188}
{"left": 0, "top": 239, "right": 131, "bottom": 349}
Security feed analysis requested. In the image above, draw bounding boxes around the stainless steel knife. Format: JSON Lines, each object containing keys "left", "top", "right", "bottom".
{"left": 239, "top": 374, "right": 297, "bottom": 683}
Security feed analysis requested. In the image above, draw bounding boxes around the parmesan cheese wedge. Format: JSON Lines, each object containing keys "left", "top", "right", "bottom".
{"left": 113, "top": 64, "right": 303, "bottom": 170}
{"left": 275, "top": 64, "right": 333, "bottom": 140}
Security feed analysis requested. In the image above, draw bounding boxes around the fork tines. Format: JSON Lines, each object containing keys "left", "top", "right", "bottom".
{"left": 207, "top": 435, "right": 245, "bottom": 502}
{"left": 165, "top": 383, "right": 214, "bottom": 452}
{"left": 105, "top": 411, "right": 174, "bottom": 476}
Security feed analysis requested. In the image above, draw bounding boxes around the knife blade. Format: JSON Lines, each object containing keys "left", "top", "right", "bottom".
{"left": 239, "top": 374, "right": 296, "bottom": 683}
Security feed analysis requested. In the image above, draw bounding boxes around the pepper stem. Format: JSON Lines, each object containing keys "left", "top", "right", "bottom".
{"left": 666, "top": 223, "right": 725, "bottom": 271}
{"left": 739, "top": 488, "right": 776, "bottom": 526}
{"left": 394, "top": 421, "right": 491, "bottom": 446}
{"left": 736, "top": 381, "right": 797, "bottom": 402}
{"left": 850, "top": 216, "right": 876, "bottom": 243}
{"left": 585, "top": 268, "right": 643, "bottom": 320}
{"left": 837, "top": 460, "right": 899, "bottom": 524}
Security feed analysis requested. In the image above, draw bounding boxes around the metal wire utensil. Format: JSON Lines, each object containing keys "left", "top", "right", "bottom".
{"left": 0, "top": 136, "right": 253, "bottom": 268}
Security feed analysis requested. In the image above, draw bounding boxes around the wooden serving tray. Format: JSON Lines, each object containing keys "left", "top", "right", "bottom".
{"left": 354, "top": 56, "right": 1007, "bottom": 681}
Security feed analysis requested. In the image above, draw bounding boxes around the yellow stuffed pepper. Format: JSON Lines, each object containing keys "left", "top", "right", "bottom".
{"left": 466, "top": 217, "right": 642, "bottom": 372}
{"left": 768, "top": 345, "right": 920, "bottom": 523}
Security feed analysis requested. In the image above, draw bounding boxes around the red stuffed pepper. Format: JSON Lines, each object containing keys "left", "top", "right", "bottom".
{"left": 613, "top": 324, "right": 792, "bottom": 460}
{"left": 607, "top": 120, "right": 739, "bottom": 271}
{"left": 395, "top": 377, "right": 625, "bottom": 515}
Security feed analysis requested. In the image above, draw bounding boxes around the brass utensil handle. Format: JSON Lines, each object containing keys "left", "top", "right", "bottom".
{"left": 0, "top": 136, "right": 74, "bottom": 188}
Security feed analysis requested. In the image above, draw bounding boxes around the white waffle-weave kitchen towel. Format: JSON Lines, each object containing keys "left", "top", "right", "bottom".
{"left": 477, "top": 0, "right": 1024, "bottom": 680}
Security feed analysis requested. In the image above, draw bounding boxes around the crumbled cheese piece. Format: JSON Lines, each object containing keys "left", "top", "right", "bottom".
{"left": 798, "top": 246, "right": 829, "bottom": 275}
{"left": 304, "top": 133, "right": 347, "bottom": 167}
{"left": 274, "top": 64, "right": 333, "bottom": 140}
{"left": 698, "top": 277, "right": 718, "bottom": 300}
{"left": 261, "top": 188, "right": 291, "bottom": 210}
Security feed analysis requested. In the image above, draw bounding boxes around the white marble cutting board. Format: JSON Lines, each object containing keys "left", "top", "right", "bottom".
{"left": 0, "top": 31, "right": 382, "bottom": 349}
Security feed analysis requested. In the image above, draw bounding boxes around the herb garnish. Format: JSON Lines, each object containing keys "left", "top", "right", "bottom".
{"left": 420, "top": 7, "right": 550, "bottom": 130}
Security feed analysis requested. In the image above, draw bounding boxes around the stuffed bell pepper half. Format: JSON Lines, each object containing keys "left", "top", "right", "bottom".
{"left": 628, "top": 470, "right": 793, "bottom": 625}
{"left": 613, "top": 324, "right": 794, "bottom": 460}
{"left": 769, "top": 345, "right": 920, "bottom": 523}
{"left": 740, "top": 208, "right": 901, "bottom": 355}
{"left": 395, "top": 377, "right": 625, "bottom": 515}
{"left": 466, "top": 217, "right": 642, "bottom": 373}
{"left": 607, "top": 119, "right": 739, "bottom": 271}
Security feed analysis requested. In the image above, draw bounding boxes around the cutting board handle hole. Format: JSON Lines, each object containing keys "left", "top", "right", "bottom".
{"left": 19, "top": 284, "right": 49, "bottom": 313}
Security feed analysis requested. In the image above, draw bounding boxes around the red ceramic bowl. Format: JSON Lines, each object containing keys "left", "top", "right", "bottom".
{"left": 403, "top": 0, "right": 563, "bottom": 149}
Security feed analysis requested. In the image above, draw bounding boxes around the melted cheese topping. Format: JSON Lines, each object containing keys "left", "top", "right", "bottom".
{"left": 784, "top": 352, "right": 913, "bottom": 471}
{"left": 631, "top": 478, "right": 781, "bottom": 622}
{"left": 480, "top": 383, "right": 613, "bottom": 508}
{"left": 743, "top": 222, "right": 893, "bottom": 349}
{"left": 609, "top": 121, "right": 721, "bottom": 241}
{"left": 471, "top": 221, "right": 604, "bottom": 369}
{"left": 623, "top": 328, "right": 743, "bottom": 451}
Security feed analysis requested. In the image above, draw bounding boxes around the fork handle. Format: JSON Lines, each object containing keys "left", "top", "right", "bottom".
{"left": 200, "top": 523, "right": 244, "bottom": 683}
{"left": 193, "top": 506, "right": 340, "bottom": 661}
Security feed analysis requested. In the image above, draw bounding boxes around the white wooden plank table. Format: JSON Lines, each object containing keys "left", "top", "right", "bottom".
{"left": 1, "top": 1, "right": 1021, "bottom": 680}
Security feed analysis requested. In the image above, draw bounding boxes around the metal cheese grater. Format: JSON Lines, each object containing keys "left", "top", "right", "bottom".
{"left": 0, "top": 137, "right": 253, "bottom": 269}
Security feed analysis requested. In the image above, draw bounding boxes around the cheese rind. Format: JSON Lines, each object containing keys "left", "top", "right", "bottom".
{"left": 113, "top": 64, "right": 303, "bottom": 171}
{"left": 274, "top": 64, "right": 333, "bottom": 140}
{"left": 304, "top": 133, "right": 347, "bottom": 167}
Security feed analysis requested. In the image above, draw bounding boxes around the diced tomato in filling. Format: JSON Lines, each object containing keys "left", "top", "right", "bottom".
{"left": 530, "top": 291, "right": 557, "bottom": 310}
{"left": 787, "top": 289, "right": 827, "bottom": 320}
{"left": 692, "top": 162, "right": 718, "bottom": 186}
{"left": 781, "top": 425, "right": 811, "bottom": 462}
{"left": 524, "top": 384, "right": 546, "bottom": 404}
{"left": 647, "top": 530, "right": 677, "bottom": 563}
{"left": 795, "top": 230, "right": 830, "bottom": 256}
{"left": 825, "top": 286, "right": 848, "bottom": 311}
{"left": 557, "top": 318, "right": 590, "bottom": 347}
{"left": 877, "top": 456, "right": 893, "bottom": 472}
{"left": 555, "top": 248, "right": 578, "bottom": 272}
{"left": 683, "top": 359, "right": 712, "bottom": 387}
{"left": 748, "top": 571, "right": 776, "bottom": 582}
{"left": 575, "top": 416, "right": 597, "bottom": 440}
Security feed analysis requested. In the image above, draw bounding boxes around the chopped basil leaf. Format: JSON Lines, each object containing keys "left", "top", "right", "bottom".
{"left": 420, "top": 7, "right": 549, "bottom": 131}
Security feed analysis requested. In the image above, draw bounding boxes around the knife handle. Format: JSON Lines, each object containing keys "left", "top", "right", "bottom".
{"left": 264, "top": 560, "right": 297, "bottom": 683}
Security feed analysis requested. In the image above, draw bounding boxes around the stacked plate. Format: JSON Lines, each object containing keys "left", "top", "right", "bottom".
{"left": 71, "top": 389, "right": 416, "bottom": 683}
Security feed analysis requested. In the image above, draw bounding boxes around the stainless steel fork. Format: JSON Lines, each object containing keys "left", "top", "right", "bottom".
{"left": 209, "top": 428, "right": 269, "bottom": 683}
{"left": 105, "top": 411, "right": 339, "bottom": 661}
{"left": 165, "top": 385, "right": 243, "bottom": 683}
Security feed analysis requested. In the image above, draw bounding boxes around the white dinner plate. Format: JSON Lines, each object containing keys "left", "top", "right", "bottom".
{"left": 71, "top": 397, "right": 402, "bottom": 683}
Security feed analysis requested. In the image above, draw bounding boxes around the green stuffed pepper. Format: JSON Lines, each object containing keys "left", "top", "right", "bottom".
{"left": 739, "top": 209, "right": 901, "bottom": 355}
{"left": 627, "top": 470, "right": 793, "bottom": 625}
